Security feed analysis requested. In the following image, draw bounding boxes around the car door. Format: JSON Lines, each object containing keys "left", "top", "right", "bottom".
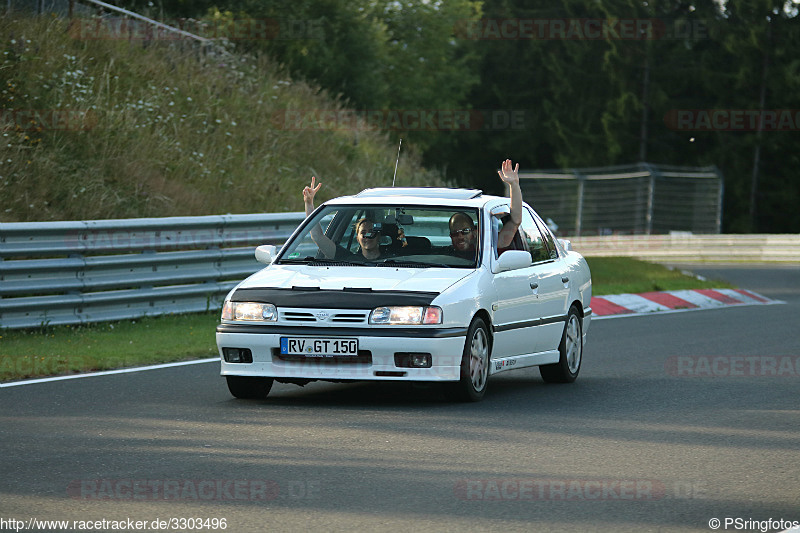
{"left": 492, "top": 206, "right": 569, "bottom": 357}
{"left": 523, "top": 208, "right": 569, "bottom": 352}
{"left": 489, "top": 205, "right": 547, "bottom": 358}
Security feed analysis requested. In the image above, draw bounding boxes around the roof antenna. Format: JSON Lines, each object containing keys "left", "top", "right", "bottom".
{"left": 392, "top": 138, "right": 402, "bottom": 187}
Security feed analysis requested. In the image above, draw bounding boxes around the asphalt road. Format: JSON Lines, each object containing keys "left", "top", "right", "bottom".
{"left": 1, "top": 266, "right": 799, "bottom": 533}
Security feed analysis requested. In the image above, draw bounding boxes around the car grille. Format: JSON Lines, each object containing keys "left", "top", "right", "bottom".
{"left": 273, "top": 348, "right": 373, "bottom": 364}
{"left": 279, "top": 308, "right": 369, "bottom": 324}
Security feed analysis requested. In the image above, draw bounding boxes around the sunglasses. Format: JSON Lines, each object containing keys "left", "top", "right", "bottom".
{"left": 449, "top": 227, "right": 474, "bottom": 237}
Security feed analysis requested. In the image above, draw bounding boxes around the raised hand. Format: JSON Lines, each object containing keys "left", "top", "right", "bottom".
{"left": 497, "top": 159, "right": 519, "bottom": 185}
{"left": 496, "top": 159, "right": 522, "bottom": 249}
{"left": 303, "top": 176, "right": 322, "bottom": 206}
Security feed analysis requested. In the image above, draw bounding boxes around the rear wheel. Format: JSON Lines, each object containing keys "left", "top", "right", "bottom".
{"left": 540, "top": 306, "right": 582, "bottom": 383}
{"left": 226, "top": 376, "right": 274, "bottom": 399}
{"left": 445, "top": 317, "right": 490, "bottom": 402}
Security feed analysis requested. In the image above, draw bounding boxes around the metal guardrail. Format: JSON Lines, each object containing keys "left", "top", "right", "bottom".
{"left": 568, "top": 234, "right": 800, "bottom": 263}
{"left": 2, "top": 215, "right": 797, "bottom": 329}
{"left": 7, "top": 0, "right": 229, "bottom": 61}
{"left": 68, "top": 0, "right": 211, "bottom": 43}
{"left": 0, "top": 213, "right": 305, "bottom": 329}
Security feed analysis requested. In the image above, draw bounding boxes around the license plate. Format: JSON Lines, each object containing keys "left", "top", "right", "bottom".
{"left": 280, "top": 337, "right": 359, "bottom": 357}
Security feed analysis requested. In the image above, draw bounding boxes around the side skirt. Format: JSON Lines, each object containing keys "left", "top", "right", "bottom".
{"left": 489, "top": 350, "right": 560, "bottom": 375}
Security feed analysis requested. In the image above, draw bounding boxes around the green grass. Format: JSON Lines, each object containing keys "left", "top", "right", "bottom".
{"left": 586, "top": 257, "right": 733, "bottom": 296}
{"left": 0, "top": 313, "right": 219, "bottom": 382}
{"left": 0, "top": 257, "right": 734, "bottom": 382}
{"left": 1, "top": 15, "right": 448, "bottom": 222}
{"left": 0, "top": 312, "right": 219, "bottom": 381}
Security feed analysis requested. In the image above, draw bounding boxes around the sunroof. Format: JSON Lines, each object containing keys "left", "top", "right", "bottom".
{"left": 355, "top": 187, "right": 483, "bottom": 199}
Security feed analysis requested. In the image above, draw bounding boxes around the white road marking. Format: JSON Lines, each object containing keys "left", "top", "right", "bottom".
{"left": 0, "top": 357, "right": 219, "bottom": 388}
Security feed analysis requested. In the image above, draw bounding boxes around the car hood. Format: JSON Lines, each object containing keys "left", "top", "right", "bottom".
{"left": 236, "top": 264, "right": 471, "bottom": 294}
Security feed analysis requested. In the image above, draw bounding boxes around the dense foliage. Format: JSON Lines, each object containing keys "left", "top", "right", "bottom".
{"left": 5, "top": 0, "right": 799, "bottom": 232}
{"left": 146, "top": 0, "right": 799, "bottom": 233}
{"left": 0, "top": 14, "right": 447, "bottom": 221}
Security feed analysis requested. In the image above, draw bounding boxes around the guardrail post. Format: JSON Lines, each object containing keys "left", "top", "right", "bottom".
{"left": 573, "top": 170, "right": 585, "bottom": 236}
{"left": 642, "top": 163, "right": 658, "bottom": 235}
{"left": 713, "top": 165, "right": 724, "bottom": 234}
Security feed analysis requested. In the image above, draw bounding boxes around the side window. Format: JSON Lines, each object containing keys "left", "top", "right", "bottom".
{"left": 534, "top": 214, "right": 559, "bottom": 260}
{"left": 520, "top": 209, "right": 550, "bottom": 263}
{"left": 491, "top": 206, "right": 522, "bottom": 258}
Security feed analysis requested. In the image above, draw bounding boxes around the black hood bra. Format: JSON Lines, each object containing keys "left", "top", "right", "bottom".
{"left": 230, "top": 287, "right": 439, "bottom": 309}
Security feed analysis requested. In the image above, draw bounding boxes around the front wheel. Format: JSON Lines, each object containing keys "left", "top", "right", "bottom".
{"left": 226, "top": 376, "right": 274, "bottom": 399}
{"left": 540, "top": 306, "right": 582, "bottom": 383}
{"left": 445, "top": 317, "right": 490, "bottom": 402}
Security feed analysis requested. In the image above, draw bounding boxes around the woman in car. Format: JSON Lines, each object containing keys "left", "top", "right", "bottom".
{"left": 302, "top": 177, "right": 383, "bottom": 261}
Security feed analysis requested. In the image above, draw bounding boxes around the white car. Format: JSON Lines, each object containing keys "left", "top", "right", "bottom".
{"left": 216, "top": 187, "right": 592, "bottom": 401}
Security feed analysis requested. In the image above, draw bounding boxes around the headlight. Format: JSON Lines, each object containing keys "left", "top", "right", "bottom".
{"left": 221, "top": 301, "right": 277, "bottom": 321}
{"left": 369, "top": 306, "right": 442, "bottom": 325}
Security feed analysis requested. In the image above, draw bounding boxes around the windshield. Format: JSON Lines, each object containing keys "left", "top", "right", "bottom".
{"left": 278, "top": 205, "right": 481, "bottom": 268}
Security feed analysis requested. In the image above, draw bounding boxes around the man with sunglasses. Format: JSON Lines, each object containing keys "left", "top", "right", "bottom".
{"left": 448, "top": 159, "right": 522, "bottom": 258}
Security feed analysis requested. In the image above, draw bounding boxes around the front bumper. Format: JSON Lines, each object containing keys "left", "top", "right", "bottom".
{"left": 216, "top": 324, "right": 467, "bottom": 382}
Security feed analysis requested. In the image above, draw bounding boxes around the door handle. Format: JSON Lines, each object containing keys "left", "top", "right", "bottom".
{"left": 561, "top": 276, "right": 570, "bottom": 284}
{"left": 530, "top": 282, "right": 539, "bottom": 290}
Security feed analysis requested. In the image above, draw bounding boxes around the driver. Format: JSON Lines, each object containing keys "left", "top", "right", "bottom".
{"left": 448, "top": 158, "right": 523, "bottom": 256}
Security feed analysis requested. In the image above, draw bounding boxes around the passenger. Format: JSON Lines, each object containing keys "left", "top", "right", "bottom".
{"left": 303, "top": 176, "right": 383, "bottom": 261}
{"left": 448, "top": 159, "right": 523, "bottom": 256}
{"left": 353, "top": 217, "right": 381, "bottom": 260}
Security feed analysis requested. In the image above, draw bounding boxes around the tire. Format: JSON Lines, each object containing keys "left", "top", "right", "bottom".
{"left": 445, "top": 317, "right": 491, "bottom": 402}
{"left": 540, "top": 305, "right": 582, "bottom": 383}
{"left": 226, "top": 376, "right": 274, "bottom": 399}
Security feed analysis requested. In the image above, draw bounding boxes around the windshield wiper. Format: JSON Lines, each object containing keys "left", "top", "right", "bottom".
{"left": 280, "top": 256, "right": 369, "bottom": 267}
{"left": 279, "top": 256, "right": 318, "bottom": 264}
{"left": 376, "top": 259, "right": 452, "bottom": 268}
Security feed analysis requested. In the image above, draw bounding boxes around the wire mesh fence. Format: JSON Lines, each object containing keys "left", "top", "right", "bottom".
{"left": 519, "top": 163, "right": 723, "bottom": 236}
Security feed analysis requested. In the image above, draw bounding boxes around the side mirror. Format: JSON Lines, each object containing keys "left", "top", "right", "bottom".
{"left": 493, "top": 250, "right": 532, "bottom": 273}
{"left": 559, "top": 239, "right": 573, "bottom": 251}
{"left": 255, "top": 245, "right": 277, "bottom": 264}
